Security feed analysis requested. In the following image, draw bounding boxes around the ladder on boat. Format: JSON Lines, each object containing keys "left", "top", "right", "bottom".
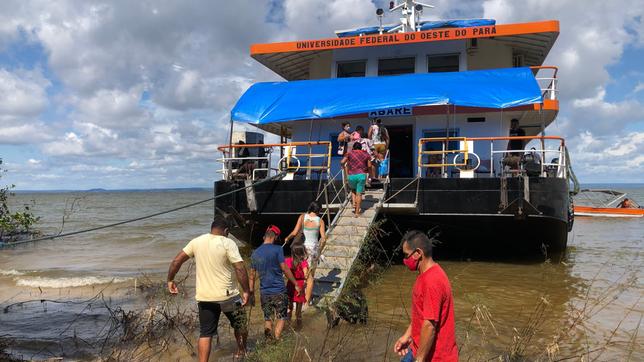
{"left": 312, "top": 189, "right": 385, "bottom": 308}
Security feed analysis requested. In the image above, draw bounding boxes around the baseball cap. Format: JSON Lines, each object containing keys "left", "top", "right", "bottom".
{"left": 266, "top": 225, "right": 281, "bottom": 237}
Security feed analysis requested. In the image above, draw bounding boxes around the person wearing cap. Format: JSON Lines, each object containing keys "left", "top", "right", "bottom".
{"left": 167, "top": 215, "right": 251, "bottom": 361}
{"left": 249, "top": 225, "right": 302, "bottom": 339}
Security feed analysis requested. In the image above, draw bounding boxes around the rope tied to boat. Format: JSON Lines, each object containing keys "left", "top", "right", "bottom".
{"left": 0, "top": 172, "right": 287, "bottom": 249}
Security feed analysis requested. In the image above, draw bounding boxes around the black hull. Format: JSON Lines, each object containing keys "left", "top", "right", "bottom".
{"left": 214, "top": 177, "right": 570, "bottom": 256}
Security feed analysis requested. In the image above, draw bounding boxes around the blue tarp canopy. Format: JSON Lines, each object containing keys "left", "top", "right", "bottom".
{"left": 231, "top": 67, "right": 542, "bottom": 125}
{"left": 336, "top": 19, "right": 495, "bottom": 37}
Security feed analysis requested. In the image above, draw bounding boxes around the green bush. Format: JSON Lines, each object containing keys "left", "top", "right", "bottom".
{"left": 0, "top": 158, "right": 40, "bottom": 240}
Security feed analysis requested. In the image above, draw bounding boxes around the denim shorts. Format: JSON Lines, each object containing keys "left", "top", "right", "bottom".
{"left": 400, "top": 349, "right": 414, "bottom": 362}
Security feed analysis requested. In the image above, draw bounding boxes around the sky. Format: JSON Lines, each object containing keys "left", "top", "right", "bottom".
{"left": 0, "top": 0, "right": 642, "bottom": 190}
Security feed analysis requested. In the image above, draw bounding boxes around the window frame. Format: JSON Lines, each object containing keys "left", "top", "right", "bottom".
{"left": 427, "top": 53, "right": 460, "bottom": 73}
{"left": 336, "top": 60, "right": 367, "bottom": 78}
{"left": 377, "top": 56, "right": 416, "bottom": 76}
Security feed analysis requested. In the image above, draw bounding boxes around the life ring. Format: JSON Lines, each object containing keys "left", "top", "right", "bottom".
{"left": 454, "top": 152, "right": 480, "bottom": 171}
{"left": 278, "top": 156, "right": 300, "bottom": 173}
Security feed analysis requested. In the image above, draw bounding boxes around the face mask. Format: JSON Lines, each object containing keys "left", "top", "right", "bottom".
{"left": 403, "top": 251, "right": 420, "bottom": 271}
{"left": 345, "top": 126, "right": 350, "bottom": 131}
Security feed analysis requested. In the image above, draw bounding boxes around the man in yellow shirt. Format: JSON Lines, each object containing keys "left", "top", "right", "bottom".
{"left": 167, "top": 216, "right": 251, "bottom": 361}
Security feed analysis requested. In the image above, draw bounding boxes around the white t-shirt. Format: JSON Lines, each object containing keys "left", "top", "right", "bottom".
{"left": 182, "top": 233, "right": 243, "bottom": 302}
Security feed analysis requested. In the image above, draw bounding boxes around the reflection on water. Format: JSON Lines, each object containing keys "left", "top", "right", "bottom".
{"left": 1, "top": 188, "right": 642, "bottom": 360}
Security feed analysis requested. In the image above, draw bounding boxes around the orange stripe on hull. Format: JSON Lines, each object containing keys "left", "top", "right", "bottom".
{"left": 574, "top": 206, "right": 644, "bottom": 217}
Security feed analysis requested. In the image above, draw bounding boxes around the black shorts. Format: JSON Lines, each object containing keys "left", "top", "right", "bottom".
{"left": 260, "top": 293, "right": 289, "bottom": 321}
{"left": 197, "top": 297, "right": 247, "bottom": 338}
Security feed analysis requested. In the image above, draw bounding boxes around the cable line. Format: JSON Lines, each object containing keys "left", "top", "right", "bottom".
{"left": 0, "top": 172, "right": 286, "bottom": 249}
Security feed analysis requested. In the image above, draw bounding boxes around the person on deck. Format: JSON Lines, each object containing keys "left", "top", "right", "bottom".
{"left": 394, "top": 230, "right": 458, "bottom": 362}
{"left": 167, "top": 216, "right": 251, "bottom": 361}
{"left": 284, "top": 201, "right": 327, "bottom": 304}
{"left": 342, "top": 142, "right": 372, "bottom": 217}
{"left": 503, "top": 118, "right": 526, "bottom": 171}
{"left": 337, "top": 122, "right": 352, "bottom": 156}
{"left": 619, "top": 198, "right": 638, "bottom": 208}
{"left": 249, "top": 225, "right": 302, "bottom": 340}
{"left": 369, "top": 118, "right": 389, "bottom": 179}
{"left": 368, "top": 118, "right": 389, "bottom": 156}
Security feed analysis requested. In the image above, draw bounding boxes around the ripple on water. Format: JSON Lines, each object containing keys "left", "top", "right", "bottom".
{"left": 14, "top": 275, "right": 132, "bottom": 288}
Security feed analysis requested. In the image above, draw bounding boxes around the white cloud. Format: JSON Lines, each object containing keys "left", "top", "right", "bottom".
{"left": 1, "top": 0, "right": 643, "bottom": 188}
{"left": 634, "top": 82, "right": 644, "bottom": 94}
{"left": 0, "top": 68, "right": 49, "bottom": 120}
{"left": 571, "top": 131, "right": 644, "bottom": 182}
{"left": 41, "top": 132, "right": 85, "bottom": 156}
{"left": 0, "top": 123, "right": 53, "bottom": 144}
{"left": 281, "top": 0, "right": 376, "bottom": 40}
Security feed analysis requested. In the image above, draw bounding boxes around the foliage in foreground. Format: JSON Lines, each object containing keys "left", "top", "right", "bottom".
{"left": 0, "top": 158, "right": 40, "bottom": 240}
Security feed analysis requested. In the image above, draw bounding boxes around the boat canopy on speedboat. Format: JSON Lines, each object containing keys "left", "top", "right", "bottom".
{"left": 231, "top": 67, "right": 543, "bottom": 128}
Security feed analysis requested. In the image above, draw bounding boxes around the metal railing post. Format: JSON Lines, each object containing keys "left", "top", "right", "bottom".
{"left": 490, "top": 140, "right": 494, "bottom": 177}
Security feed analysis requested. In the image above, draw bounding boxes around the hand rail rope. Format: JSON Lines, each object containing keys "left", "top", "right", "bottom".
{"left": 0, "top": 171, "right": 287, "bottom": 249}
{"left": 381, "top": 177, "right": 421, "bottom": 205}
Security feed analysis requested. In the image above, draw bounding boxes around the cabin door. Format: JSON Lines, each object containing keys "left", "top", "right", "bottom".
{"left": 387, "top": 125, "right": 414, "bottom": 178}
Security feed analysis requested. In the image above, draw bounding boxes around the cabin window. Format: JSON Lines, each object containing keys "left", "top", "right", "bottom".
{"left": 337, "top": 60, "right": 366, "bottom": 78}
{"left": 378, "top": 57, "right": 415, "bottom": 76}
{"left": 427, "top": 54, "right": 459, "bottom": 73}
{"left": 423, "top": 129, "right": 460, "bottom": 151}
{"left": 467, "top": 117, "right": 486, "bottom": 123}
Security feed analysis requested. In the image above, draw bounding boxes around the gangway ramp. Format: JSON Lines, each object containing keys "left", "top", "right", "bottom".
{"left": 312, "top": 189, "right": 385, "bottom": 309}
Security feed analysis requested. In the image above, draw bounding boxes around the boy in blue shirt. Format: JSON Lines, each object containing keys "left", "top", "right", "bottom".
{"left": 250, "top": 225, "right": 301, "bottom": 339}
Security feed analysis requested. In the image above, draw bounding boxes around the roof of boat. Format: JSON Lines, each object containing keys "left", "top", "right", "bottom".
{"left": 574, "top": 189, "right": 628, "bottom": 208}
{"left": 231, "top": 67, "right": 543, "bottom": 133}
{"left": 251, "top": 20, "right": 559, "bottom": 80}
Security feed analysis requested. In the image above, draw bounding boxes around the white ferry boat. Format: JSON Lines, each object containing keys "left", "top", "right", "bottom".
{"left": 214, "top": 1, "right": 575, "bottom": 258}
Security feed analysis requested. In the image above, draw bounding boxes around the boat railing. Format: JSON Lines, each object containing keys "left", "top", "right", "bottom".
{"left": 417, "top": 136, "right": 567, "bottom": 179}
{"left": 417, "top": 137, "right": 470, "bottom": 177}
{"left": 216, "top": 141, "right": 332, "bottom": 181}
{"left": 531, "top": 66, "right": 558, "bottom": 101}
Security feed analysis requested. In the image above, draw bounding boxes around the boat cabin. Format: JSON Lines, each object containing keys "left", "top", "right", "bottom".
{"left": 219, "top": 11, "right": 563, "bottom": 182}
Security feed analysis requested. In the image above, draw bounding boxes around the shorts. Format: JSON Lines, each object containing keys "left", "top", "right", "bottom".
{"left": 400, "top": 349, "right": 414, "bottom": 362}
{"left": 347, "top": 173, "right": 367, "bottom": 194}
{"left": 305, "top": 244, "right": 318, "bottom": 263}
{"left": 260, "top": 293, "right": 289, "bottom": 321}
{"left": 373, "top": 143, "right": 386, "bottom": 155}
{"left": 197, "top": 297, "right": 247, "bottom": 337}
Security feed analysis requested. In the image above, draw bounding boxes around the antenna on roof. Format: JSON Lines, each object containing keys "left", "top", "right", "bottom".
{"left": 387, "top": 0, "right": 434, "bottom": 33}
{"left": 376, "top": 8, "right": 385, "bottom": 34}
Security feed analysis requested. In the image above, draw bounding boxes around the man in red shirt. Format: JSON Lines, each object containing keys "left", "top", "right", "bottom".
{"left": 394, "top": 230, "right": 458, "bottom": 361}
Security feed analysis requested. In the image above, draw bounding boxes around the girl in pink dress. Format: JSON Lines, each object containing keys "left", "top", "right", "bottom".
{"left": 285, "top": 244, "right": 309, "bottom": 327}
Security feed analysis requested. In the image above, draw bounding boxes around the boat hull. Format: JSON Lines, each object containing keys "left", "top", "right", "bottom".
{"left": 574, "top": 206, "right": 644, "bottom": 218}
{"left": 214, "top": 177, "right": 571, "bottom": 255}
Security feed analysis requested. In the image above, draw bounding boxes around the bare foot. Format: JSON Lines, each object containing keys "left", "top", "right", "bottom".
{"left": 234, "top": 349, "right": 246, "bottom": 359}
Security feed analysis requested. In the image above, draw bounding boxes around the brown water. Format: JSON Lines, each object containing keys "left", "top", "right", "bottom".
{"left": 1, "top": 188, "right": 642, "bottom": 361}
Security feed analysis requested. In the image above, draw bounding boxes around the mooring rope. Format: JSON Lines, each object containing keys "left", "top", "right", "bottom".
{"left": 0, "top": 172, "right": 286, "bottom": 249}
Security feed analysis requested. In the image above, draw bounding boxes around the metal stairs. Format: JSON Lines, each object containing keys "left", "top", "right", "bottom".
{"left": 312, "top": 189, "right": 385, "bottom": 308}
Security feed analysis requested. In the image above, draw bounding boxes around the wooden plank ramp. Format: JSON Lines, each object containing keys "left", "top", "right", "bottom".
{"left": 312, "top": 189, "right": 385, "bottom": 309}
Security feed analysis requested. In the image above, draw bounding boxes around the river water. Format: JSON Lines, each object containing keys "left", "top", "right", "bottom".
{"left": 0, "top": 186, "right": 642, "bottom": 361}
